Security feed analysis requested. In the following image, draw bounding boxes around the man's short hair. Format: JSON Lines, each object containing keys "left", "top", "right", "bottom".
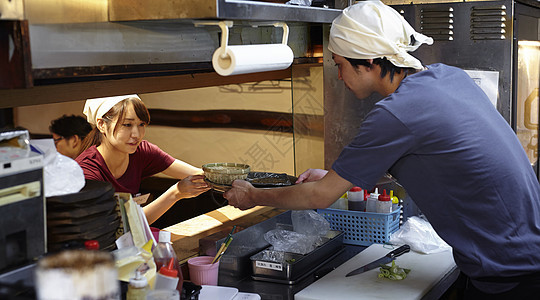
{"left": 49, "top": 114, "right": 92, "bottom": 139}
{"left": 345, "top": 57, "right": 415, "bottom": 82}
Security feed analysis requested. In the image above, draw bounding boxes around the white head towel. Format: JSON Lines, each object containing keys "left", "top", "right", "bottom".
{"left": 328, "top": 0, "right": 433, "bottom": 70}
{"left": 83, "top": 94, "right": 141, "bottom": 125}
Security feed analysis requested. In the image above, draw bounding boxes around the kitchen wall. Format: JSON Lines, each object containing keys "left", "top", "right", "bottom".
{"left": 14, "top": 65, "right": 324, "bottom": 177}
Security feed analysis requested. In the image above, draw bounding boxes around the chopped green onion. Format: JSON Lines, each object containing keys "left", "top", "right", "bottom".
{"left": 378, "top": 260, "right": 410, "bottom": 281}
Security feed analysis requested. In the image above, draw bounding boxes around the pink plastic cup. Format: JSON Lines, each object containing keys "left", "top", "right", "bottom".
{"left": 187, "top": 256, "right": 220, "bottom": 286}
{"left": 150, "top": 227, "right": 161, "bottom": 244}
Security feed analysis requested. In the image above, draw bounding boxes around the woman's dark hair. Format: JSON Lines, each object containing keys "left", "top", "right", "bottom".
{"left": 345, "top": 57, "right": 415, "bottom": 82}
{"left": 102, "top": 97, "right": 151, "bottom": 133}
{"left": 49, "top": 115, "right": 92, "bottom": 139}
{"left": 80, "top": 97, "right": 151, "bottom": 152}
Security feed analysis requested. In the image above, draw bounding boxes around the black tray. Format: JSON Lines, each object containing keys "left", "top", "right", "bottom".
{"left": 47, "top": 216, "right": 120, "bottom": 235}
{"left": 48, "top": 229, "right": 117, "bottom": 252}
{"left": 207, "top": 172, "right": 297, "bottom": 193}
{"left": 46, "top": 188, "right": 115, "bottom": 209}
{"left": 46, "top": 207, "right": 118, "bottom": 226}
{"left": 47, "top": 218, "right": 120, "bottom": 242}
{"left": 46, "top": 180, "right": 114, "bottom": 204}
{"left": 46, "top": 202, "right": 116, "bottom": 219}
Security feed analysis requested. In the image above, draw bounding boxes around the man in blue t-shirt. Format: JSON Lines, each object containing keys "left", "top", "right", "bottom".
{"left": 224, "top": 1, "right": 540, "bottom": 298}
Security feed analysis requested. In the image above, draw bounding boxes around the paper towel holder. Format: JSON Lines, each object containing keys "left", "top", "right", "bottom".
{"left": 193, "top": 20, "right": 290, "bottom": 59}
{"left": 194, "top": 20, "right": 293, "bottom": 76}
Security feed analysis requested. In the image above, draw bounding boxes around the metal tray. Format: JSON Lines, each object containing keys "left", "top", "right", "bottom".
{"left": 250, "top": 230, "right": 344, "bottom": 283}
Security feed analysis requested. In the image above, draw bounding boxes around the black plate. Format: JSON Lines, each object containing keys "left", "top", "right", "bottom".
{"left": 206, "top": 172, "right": 298, "bottom": 193}
{"left": 46, "top": 180, "right": 114, "bottom": 204}
{"left": 47, "top": 216, "right": 120, "bottom": 235}
{"left": 247, "top": 172, "right": 297, "bottom": 187}
{"left": 46, "top": 188, "right": 115, "bottom": 209}
{"left": 46, "top": 207, "right": 119, "bottom": 226}
{"left": 46, "top": 201, "right": 117, "bottom": 219}
{"left": 47, "top": 218, "right": 119, "bottom": 243}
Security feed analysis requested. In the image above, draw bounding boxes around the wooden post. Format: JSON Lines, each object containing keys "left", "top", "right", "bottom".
{"left": 0, "top": 20, "right": 33, "bottom": 89}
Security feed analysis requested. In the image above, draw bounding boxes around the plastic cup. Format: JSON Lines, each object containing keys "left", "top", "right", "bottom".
{"left": 150, "top": 227, "right": 161, "bottom": 243}
{"left": 146, "top": 289, "right": 180, "bottom": 300}
{"left": 187, "top": 256, "right": 220, "bottom": 286}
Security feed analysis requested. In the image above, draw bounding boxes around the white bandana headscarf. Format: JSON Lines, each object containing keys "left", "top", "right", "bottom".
{"left": 83, "top": 94, "right": 141, "bottom": 125}
{"left": 329, "top": 0, "right": 433, "bottom": 70}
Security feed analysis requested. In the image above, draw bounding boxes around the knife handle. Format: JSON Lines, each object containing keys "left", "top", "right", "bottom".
{"left": 387, "top": 244, "right": 410, "bottom": 259}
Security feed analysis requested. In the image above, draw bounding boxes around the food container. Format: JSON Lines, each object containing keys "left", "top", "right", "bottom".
{"left": 250, "top": 230, "right": 344, "bottom": 284}
{"left": 202, "top": 163, "right": 250, "bottom": 185}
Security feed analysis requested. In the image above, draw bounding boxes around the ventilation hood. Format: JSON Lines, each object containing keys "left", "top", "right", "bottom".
{"left": 109, "top": 0, "right": 344, "bottom": 23}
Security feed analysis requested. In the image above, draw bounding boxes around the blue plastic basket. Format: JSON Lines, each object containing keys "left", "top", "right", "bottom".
{"left": 316, "top": 208, "right": 401, "bottom": 246}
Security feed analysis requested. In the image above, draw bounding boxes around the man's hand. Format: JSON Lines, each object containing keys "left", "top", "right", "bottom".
{"left": 223, "top": 179, "right": 256, "bottom": 210}
{"left": 295, "top": 168, "right": 329, "bottom": 184}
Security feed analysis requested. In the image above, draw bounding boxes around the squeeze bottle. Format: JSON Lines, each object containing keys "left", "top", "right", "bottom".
{"left": 330, "top": 193, "right": 348, "bottom": 210}
{"left": 376, "top": 189, "right": 392, "bottom": 213}
{"left": 154, "top": 258, "right": 180, "bottom": 290}
{"left": 347, "top": 187, "right": 364, "bottom": 211}
{"left": 126, "top": 270, "right": 148, "bottom": 300}
{"left": 84, "top": 240, "right": 99, "bottom": 250}
{"left": 152, "top": 231, "right": 183, "bottom": 292}
{"left": 366, "top": 188, "right": 379, "bottom": 212}
{"left": 390, "top": 190, "right": 400, "bottom": 211}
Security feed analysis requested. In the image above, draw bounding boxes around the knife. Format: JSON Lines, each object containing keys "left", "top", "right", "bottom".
{"left": 345, "top": 244, "right": 410, "bottom": 277}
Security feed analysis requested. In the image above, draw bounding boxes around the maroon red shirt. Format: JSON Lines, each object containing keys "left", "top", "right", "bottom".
{"left": 76, "top": 140, "right": 175, "bottom": 194}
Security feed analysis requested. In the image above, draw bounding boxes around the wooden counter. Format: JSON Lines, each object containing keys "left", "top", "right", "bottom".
{"left": 164, "top": 205, "right": 285, "bottom": 263}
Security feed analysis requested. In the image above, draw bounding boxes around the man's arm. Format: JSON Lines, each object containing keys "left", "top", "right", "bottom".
{"left": 224, "top": 170, "right": 353, "bottom": 210}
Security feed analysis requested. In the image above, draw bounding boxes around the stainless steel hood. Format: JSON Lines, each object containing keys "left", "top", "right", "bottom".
{"left": 15, "top": 0, "right": 344, "bottom": 74}
{"left": 109, "top": 0, "right": 344, "bottom": 23}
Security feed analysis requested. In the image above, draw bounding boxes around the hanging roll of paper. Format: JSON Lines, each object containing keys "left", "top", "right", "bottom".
{"left": 212, "top": 44, "right": 294, "bottom": 76}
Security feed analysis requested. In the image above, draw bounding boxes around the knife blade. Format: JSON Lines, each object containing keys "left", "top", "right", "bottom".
{"left": 345, "top": 244, "right": 410, "bottom": 277}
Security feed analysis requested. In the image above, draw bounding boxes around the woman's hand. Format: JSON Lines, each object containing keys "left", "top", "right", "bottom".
{"left": 223, "top": 179, "right": 256, "bottom": 210}
{"left": 295, "top": 168, "right": 328, "bottom": 184}
{"left": 174, "top": 175, "right": 210, "bottom": 200}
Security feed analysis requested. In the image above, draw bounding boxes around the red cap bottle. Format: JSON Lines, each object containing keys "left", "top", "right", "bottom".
{"left": 84, "top": 240, "right": 99, "bottom": 250}
{"left": 378, "top": 189, "right": 391, "bottom": 202}
{"left": 154, "top": 257, "right": 179, "bottom": 290}
{"left": 376, "top": 189, "right": 392, "bottom": 213}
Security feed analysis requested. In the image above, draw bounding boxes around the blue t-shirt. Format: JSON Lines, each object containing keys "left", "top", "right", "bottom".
{"left": 332, "top": 64, "right": 540, "bottom": 281}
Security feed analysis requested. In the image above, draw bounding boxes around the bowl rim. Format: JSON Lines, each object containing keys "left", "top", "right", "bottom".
{"left": 202, "top": 162, "right": 250, "bottom": 174}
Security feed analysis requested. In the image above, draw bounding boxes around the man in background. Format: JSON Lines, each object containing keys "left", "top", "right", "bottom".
{"left": 49, "top": 114, "right": 92, "bottom": 159}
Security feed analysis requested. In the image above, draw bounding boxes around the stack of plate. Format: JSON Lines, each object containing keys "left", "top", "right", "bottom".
{"left": 46, "top": 180, "right": 119, "bottom": 252}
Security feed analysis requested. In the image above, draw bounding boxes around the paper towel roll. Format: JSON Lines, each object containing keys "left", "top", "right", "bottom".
{"left": 212, "top": 44, "right": 294, "bottom": 76}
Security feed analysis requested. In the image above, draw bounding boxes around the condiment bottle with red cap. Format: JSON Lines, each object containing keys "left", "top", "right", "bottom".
{"left": 376, "top": 189, "right": 392, "bottom": 213}
{"left": 347, "top": 187, "right": 365, "bottom": 211}
{"left": 154, "top": 257, "right": 179, "bottom": 290}
{"left": 153, "top": 230, "right": 183, "bottom": 292}
{"left": 84, "top": 240, "right": 99, "bottom": 250}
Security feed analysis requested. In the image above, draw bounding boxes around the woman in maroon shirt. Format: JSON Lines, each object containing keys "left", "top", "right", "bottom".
{"left": 76, "top": 94, "right": 209, "bottom": 225}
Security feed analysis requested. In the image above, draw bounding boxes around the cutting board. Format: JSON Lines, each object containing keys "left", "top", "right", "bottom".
{"left": 199, "top": 285, "right": 261, "bottom": 300}
{"left": 200, "top": 285, "right": 239, "bottom": 300}
{"left": 295, "top": 244, "right": 456, "bottom": 300}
